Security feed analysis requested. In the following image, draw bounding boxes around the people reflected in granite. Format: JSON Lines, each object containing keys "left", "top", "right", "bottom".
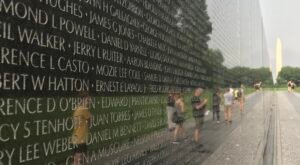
{"left": 72, "top": 91, "right": 92, "bottom": 165}
{"left": 254, "top": 81, "right": 262, "bottom": 91}
{"left": 238, "top": 84, "right": 245, "bottom": 114}
{"left": 171, "top": 93, "right": 186, "bottom": 144}
{"left": 191, "top": 88, "right": 208, "bottom": 149}
{"left": 212, "top": 88, "right": 221, "bottom": 123}
{"left": 291, "top": 81, "right": 297, "bottom": 92}
{"left": 166, "top": 91, "right": 176, "bottom": 132}
{"left": 223, "top": 88, "right": 234, "bottom": 124}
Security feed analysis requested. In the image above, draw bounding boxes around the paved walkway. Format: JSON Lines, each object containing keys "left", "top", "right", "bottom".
{"left": 92, "top": 91, "right": 300, "bottom": 165}
{"left": 202, "top": 92, "right": 273, "bottom": 165}
{"left": 203, "top": 91, "right": 300, "bottom": 165}
{"left": 130, "top": 93, "right": 262, "bottom": 165}
{"left": 276, "top": 92, "right": 300, "bottom": 165}
{"left": 93, "top": 93, "right": 261, "bottom": 165}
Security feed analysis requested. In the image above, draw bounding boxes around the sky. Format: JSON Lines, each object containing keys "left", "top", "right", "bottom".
{"left": 261, "top": 0, "right": 300, "bottom": 68}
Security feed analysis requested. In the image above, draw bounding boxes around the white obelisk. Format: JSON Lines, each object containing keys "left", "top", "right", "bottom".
{"left": 275, "top": 38, "right": 283, "bottom": 83}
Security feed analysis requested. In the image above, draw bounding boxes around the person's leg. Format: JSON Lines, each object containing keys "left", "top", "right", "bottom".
{"left": 178, "top": 124, "right": 186, "bottom": 140}
{"left": 228, "top": 107, "right": 232, "bottom": 123}
{"left": 212, "top": 108, "right": 216, "bottom": 120}
{"left": 73, "top": 144, "right": 86, "bottom": 165}
{"left": 173, "top": 124, "right": 180, "bottom": 142}
{"left": 194, "top": 129, "right": 200, "bottom": 143}
{"left": 217, "top": 105, "right": 220, "bottom": 121}
{"left": 224, "top": 106, "right": 228, "bottom": 122}
{"left": 167, "top": 107, "right": 175, "bottom": 131}
{"left": 74, "top": 152, "right": 81, "bottom": 165}
{"left": 240, "top": 99, "right": 244, "bottom": 113}
{"left": 194, "top": 118, "right": 202, "bottom": 144}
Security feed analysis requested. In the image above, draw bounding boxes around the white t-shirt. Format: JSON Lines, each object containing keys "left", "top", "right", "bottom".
{"left": 229, "top": 88, "right": 234, "bottom": 94}
{"left": 224, "top": 92, "right": 234, "bottom": 106}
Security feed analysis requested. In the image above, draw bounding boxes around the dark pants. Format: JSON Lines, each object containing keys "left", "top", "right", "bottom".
{"left": 213, "top": 105, "right": 220, "bottom": 121}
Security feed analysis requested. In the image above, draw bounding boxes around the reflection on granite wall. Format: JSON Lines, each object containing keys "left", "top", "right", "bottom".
{"left": 0, "top": 0, "right": 214, "bottom": 164}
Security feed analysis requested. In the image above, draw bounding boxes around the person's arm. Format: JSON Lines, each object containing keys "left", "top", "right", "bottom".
{"left": 195, "top": 99, "right": 207, "bottom": 109}
{"left": 180, "top": 101, "right": 185, "bottom": 113}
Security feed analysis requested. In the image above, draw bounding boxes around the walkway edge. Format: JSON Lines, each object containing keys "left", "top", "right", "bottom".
{"left": 275, "top": 94, "right": 282, "bottom": 165}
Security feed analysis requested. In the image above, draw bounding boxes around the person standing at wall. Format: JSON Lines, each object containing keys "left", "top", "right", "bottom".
{"left": 287, "top": 80, "right": 292, "bottom": 92}
{"left": 234, "top": 88, "right": 239, "bottom": 103}
{"left": 72, "top": 92, "right": 92, "bottom": 165}
{"left": 239, "top": 84, "right": 245, "bottom": 114}
{"left": 212, "top": 88, "right": 221, "bottom": 123}
{"left": 172, "top": 93, "right": 186, "bottom": 144}
{"left": 166, "top": 92, "right": 176, "bottom": 132}
{"left": 223, "top": 88, "right": 234, "bottom": 124}
{"left": 254, "top": 81, "right": 263, "bottom": 91}
{"left": 191, "top": 88, "right": 208, "bottom": 148}
{"left": 291, "top": 81, "right": 296, "bottom": 92}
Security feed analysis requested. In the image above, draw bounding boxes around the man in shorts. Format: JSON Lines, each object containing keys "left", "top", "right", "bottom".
{"left": 191, "top": 88, "right": 208, "bottom": 147}
{"left": 223, "top": 88, "right": 234, "bottom": 124}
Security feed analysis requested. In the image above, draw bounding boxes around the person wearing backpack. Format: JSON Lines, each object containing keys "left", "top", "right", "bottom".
{"left": 171, "top": 93, "right": 186, "bottom": 144}
{"left": 212, "top": 88, "right": 221, "bottom": 123}
{"left": 166, "top": 92, "right": 176, "bottom": 132}
{"left": 288, "top": 80, "right": 292, "bottom": 92}
{"left": 191, "top": 88, "right": 208, "bottom": 148}
{"left": 291, "top": 81, "right": 296, "bottom": 92}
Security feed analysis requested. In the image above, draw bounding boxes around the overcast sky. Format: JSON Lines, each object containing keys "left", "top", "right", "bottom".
{"left": 261, "top": 0, "right": 300, "bottom": 67}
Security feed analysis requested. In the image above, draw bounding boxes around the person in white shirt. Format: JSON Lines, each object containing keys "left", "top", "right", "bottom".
{"left": 223, "top": 88, "right": 234, "bottom": 124}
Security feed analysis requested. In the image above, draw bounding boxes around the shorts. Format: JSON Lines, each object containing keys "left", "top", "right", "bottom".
{"left": 224, "top": 105, "right": 232, "bottom": 111}
{"left": 167, "top": 106, "right": 176, "bottom": 129}
{"left": 213, "top": 105, "right": 220, "bottom": 112}
{"left": 194, "top": 117, "right": 204, "bottom": 130}
{"left": 74, "top": 144, "right": 87, "bottom": 154}
{"left": 238, "top": 97, "right": 245, "bottom": 102}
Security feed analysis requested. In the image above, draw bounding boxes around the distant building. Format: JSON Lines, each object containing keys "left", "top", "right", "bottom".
{"left": 207, "top": 0, "right": 269, "bottom": 68}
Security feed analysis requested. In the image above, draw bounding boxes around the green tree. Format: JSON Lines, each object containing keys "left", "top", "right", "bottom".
{"left": 228, "top": 67, "right": 273, "bottom": 86}
{"left": 277, "top": 67, "right": 300, "bottom": 84}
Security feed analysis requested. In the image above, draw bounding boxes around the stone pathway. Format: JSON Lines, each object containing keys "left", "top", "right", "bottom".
{"left": 202, "top": 92, "right": 272, "bottom": 165}
{"left": 276, "top": 92, "right": 300, "bottom": 165}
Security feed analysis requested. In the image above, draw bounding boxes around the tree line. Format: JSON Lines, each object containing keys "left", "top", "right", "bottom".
{"left": 207, "top": 49, "right": 273, "bottom": 88}
{"left": 277, "top": 66, "right": 300, "bottom": 85}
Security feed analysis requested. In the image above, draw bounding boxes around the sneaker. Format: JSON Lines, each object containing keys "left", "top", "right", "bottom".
{"left": 197, "top": 148, "right": 206, "bottom": 153}
{"left": 197, "top": 144, "right": 204, "bottom": 148}
{"left": 168, "top": 127, "right": 175, "bottom": 132}
{"left": 171, "top": 141, "right": 180, "bottom": 144}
